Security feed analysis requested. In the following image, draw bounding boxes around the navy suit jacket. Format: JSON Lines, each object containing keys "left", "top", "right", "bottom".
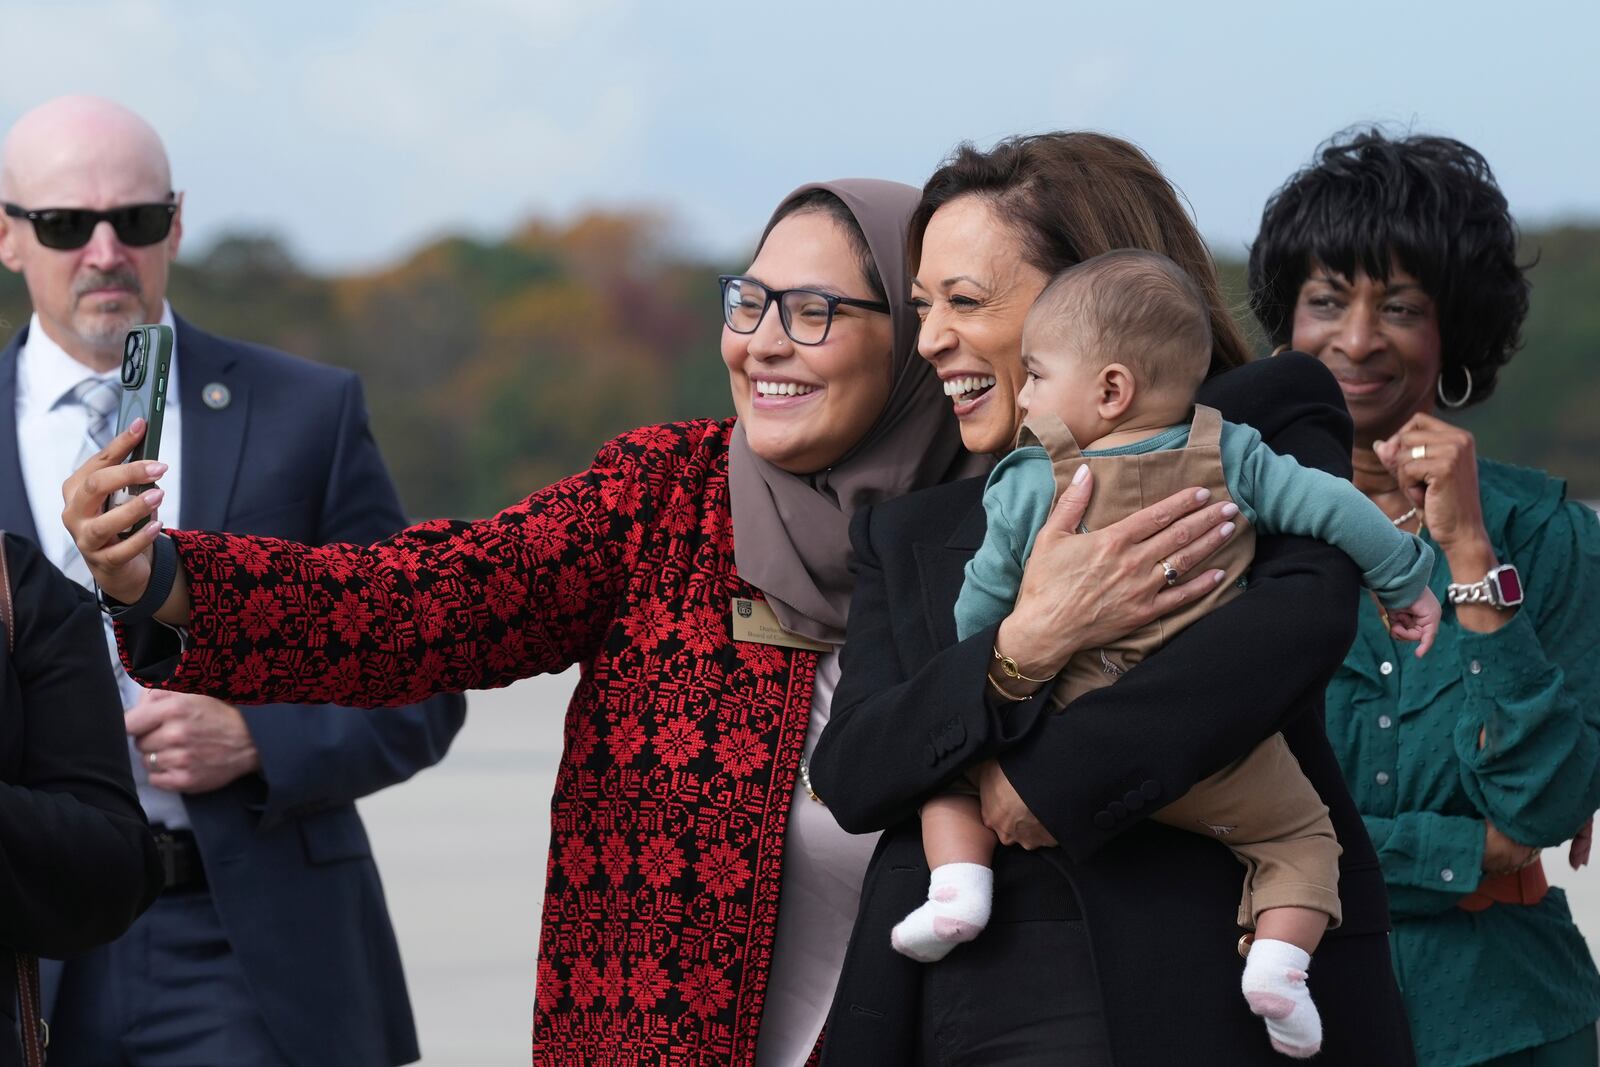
{"left": 0, "top": 318, "right": 467, "bottom": 1067}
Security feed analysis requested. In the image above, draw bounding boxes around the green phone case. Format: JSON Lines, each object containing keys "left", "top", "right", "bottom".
{"left": 110, "top": 323, "right": 174, "bottom": 536}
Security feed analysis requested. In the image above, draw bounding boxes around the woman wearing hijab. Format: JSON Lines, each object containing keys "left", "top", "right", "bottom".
{"left": 63, "top": 179, "right": 1211, "bottom": 1065}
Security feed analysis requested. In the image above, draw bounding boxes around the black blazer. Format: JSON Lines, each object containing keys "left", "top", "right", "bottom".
{"left": 811, "top": 355, "right": 1416, "bottom": 1065}
{"left": 0, "top": 320, "right": 467, "bottom": 1067}
{"left": 0, "top": 534, "right": 161, "bottom": 1067}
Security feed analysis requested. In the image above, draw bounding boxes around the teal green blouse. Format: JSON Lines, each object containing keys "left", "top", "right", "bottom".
{"left": 1325, "top": 458, "right": 1600, "bottom": 1066}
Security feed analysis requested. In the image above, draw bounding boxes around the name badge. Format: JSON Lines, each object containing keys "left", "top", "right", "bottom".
{"left": 730, "top": 597, "right": 833, "bottom": 652}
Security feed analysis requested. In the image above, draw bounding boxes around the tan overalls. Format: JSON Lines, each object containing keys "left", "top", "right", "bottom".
{"left": 1026, "top": 405, "right": 1342, "bottom": 928}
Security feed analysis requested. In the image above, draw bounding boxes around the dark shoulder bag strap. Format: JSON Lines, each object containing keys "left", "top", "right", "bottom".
{"left": 0, "top": 534, "right": 48, "bottom": 1067}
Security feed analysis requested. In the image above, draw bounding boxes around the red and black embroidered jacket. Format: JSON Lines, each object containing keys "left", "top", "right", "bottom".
{"left": 119, "top": 420, "right": 823, "bottom": 1065}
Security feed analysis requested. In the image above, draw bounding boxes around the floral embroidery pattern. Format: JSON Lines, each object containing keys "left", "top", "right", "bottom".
{"left": 132, "top": 420, "right": 820, "bottom": 1065}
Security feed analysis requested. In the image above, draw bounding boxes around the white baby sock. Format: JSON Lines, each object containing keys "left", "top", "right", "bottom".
{"left": 1241, "top": 938, "right": 1322, "bottom": 1058}
{"left": 890, "top": 862, "right": 994, "bottom": 963}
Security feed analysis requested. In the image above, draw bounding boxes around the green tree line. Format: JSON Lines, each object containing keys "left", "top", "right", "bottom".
{"left": 3, "top": 216, "right": 1595, "bottom": 517}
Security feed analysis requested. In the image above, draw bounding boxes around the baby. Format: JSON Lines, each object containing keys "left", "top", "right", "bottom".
{"left": 894, "top": 250, "right": 1440, "bottom": 1058}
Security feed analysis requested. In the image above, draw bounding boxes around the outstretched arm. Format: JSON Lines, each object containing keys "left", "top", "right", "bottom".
{"left": 68, "top": 420, "right": 698, "bottom": 708}
{"left": 230, "top": 374, "right": 467, "bottom": 824}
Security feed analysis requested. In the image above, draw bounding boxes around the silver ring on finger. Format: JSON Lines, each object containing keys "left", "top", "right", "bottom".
{"left": 1411, "top": 444, "right": 1427, "bottom": 460}
{"left": 146, "top": 750, "right": 160, "bottom": 772}
{"left": 1157, "top": 557, "right": 1180, "bottom": 587}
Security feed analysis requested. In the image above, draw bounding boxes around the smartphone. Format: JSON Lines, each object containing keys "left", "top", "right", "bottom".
{"left": 106, "top": 323, "right": 173, "bottom": 535}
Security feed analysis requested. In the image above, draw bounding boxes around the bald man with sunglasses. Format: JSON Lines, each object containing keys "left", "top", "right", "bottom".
{"left": 0, "top": 95, "right": 465, "bottom": 1067}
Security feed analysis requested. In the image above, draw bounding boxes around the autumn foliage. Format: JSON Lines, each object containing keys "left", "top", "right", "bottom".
{"left": 3, "top": 215, "right": 1596, "bottom": 517}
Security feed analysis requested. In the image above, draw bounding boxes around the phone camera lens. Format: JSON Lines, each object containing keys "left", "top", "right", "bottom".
{"left": 122, "top": 331, "right": 146, "bottom": 386}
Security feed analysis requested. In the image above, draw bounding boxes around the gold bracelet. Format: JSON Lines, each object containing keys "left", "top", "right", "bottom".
{"left": 987, "top": 672, "right": 1033, "bottom": 703}
{"left": 993, "top": 644, "right": 1052, "bottom": 684}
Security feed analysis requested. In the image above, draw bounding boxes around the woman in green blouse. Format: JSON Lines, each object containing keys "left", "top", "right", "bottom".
{"left": 1249, "top": 128, "right": 1600, "bottom": 1067}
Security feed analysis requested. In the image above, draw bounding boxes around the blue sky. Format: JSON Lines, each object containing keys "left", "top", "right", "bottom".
{"left": 6, "top": 0, "right": 1594, "bottom": 271}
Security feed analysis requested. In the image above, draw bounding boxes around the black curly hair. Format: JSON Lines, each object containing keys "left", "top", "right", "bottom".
{"left": 1247, "top": 128, "right": 1529, "bottom": 409}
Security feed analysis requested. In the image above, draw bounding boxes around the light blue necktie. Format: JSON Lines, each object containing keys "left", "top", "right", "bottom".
{"left": 59, "top": 376, "right": 123, "bottom": 580}
{"left": 70, "top": 375, "right": 122, "bottom": 463}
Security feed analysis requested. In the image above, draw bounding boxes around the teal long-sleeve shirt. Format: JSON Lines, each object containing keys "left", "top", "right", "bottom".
{"left": 1325, "top": 459, "right": 1600, "bottom": 1066}
{"left": 954, "top": 419, "right": 1435, "bottom": 641}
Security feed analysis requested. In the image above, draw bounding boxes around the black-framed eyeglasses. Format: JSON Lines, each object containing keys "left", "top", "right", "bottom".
{"left": 718, "top": 274, "right": 890, "bottom": 346}
{"left": 2, "top": 196, "right": 177, "bottom": 251}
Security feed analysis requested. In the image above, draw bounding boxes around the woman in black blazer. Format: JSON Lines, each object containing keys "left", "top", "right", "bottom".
{"left": 1, "top": 533, "right": 162, "bottom": 1066}
{"left": 811, "top": 134, "right": 1414, "bottom": 1065}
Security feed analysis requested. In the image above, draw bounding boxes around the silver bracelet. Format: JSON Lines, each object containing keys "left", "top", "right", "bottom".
{"left": 1446, "top": 563, "right": 1523, "bottom": 609}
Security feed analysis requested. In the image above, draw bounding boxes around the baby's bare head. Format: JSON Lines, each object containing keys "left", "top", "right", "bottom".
{"left": 1023, "top": 249, "right": 1213, "bottom": 404}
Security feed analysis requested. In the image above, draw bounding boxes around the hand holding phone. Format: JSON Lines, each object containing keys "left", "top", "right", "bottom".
{"left": 106, "top": 324, "right": 173, "bottom": 536}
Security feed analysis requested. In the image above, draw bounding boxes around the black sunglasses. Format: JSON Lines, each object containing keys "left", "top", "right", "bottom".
{"left": 718, "top": 274, "right": 890, "bottom": 346}
{"left": 2, "top": 197, "right": 177, "bottom": 251}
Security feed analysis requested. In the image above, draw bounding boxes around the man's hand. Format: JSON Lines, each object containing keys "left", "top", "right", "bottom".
{"left": 973, "top": 758, "right": 1057, "bottom": 850}
{"left": 127, "top": 690, "right": 262, "bottom": 794}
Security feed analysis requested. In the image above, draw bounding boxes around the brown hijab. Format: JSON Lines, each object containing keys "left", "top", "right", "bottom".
{"left": 728, "top": 179, "right": 986, "bottom": 646}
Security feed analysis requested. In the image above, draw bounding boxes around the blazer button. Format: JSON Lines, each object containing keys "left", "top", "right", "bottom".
{"left": 1109, "top": 801, "right": 1127, "bottom": 820}
{"left": 1123, "top": 790, "right": 1145, "bottom": 812}
{"left": 1094, "top": 811, "right": 1116, "bottom": 830}
{"left": 1141, "top": 780, "right": 1161, "bottom": 800}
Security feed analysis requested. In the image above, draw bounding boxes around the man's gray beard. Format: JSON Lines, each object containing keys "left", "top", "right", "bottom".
{"left": 71, "top": 269, "right": 146, "bottom": 353}
{"left": 73, "top": 307, "right": 142, "bottom": 361}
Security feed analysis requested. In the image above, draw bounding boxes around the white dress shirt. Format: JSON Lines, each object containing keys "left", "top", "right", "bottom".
{"left": 15, "top": 304, "right": 190, "bottom": 829}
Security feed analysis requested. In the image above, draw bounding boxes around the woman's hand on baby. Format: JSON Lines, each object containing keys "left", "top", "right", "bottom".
{"left": 1386, "top": 588, "right": 1441, "bottom": 657}
{"left": 973, "top": 759, "right": 1057, "bottom": 850}
{"left": 61, "top": 416, "right": 167, "bottom": 605}
{"left": 997, "top": 464, "right": 1239, "bottom": 679}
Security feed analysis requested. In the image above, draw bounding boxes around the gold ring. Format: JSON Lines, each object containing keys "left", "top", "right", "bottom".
{"left": 1411, "top": 444, "right": 1427, "bottom": 460}
{"left": 1157, "top": 558, "right": 1180, "bottom": 587}
{"left": 146, "top": 750, "right": 159, "bottom": 772}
